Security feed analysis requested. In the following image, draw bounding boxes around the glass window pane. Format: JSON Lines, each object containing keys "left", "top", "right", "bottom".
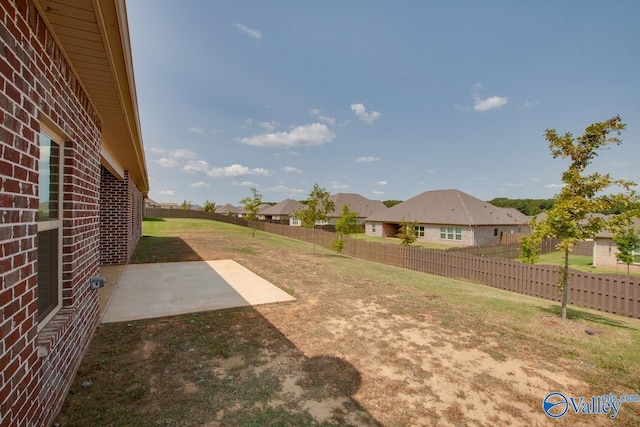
{"left": 39, "top": 133, "right": 59, "bottom": 221}
{"left": 37, "top": 228, "right": 59, "bottom": 322}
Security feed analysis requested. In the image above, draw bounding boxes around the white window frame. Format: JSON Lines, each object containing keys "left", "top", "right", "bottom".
{"left": 415, "top": 225, "right": 425, "bottom": 238}
{"left": 37, "top": 123, "right": 64, "bottom": 330}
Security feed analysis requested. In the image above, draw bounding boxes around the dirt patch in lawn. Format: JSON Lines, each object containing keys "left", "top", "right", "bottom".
{"left": 57, "top": 223, "right": 640, "bottom": 426}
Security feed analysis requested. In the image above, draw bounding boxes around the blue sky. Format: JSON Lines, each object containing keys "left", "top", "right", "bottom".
{"left": 127, "top": 0, "right": 640, "bottom": 206}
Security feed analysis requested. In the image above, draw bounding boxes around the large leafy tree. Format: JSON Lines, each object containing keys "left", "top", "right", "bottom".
{"left": 520, "top": 116, "right": 636, "bottom": 320}
{"left": 295, "top": 184, "right": 335, "bottom": 254}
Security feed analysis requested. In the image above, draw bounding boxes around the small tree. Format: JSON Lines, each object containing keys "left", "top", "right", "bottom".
{"left": 180, "top": 200, "right": 192, "bottom": 210}
{"left": 294, "top": 184, "right": 335, "bottom": 254}
{"left": 520, "top": 116, "right": 636, "bottom": 320}
{"left": 609, "top": 211, "right": 640, "bottom": 277}
{"left": 203, "top": 200, "right": 215, "bottom": 212}
{"left": 240, "top": 187, "right": 263, "bottom": 237}
{"left": 397, "top": 219, "right": 417, "bottom": 246}
{"left": 332, "top": 205, "right": 360, "bottom": 253}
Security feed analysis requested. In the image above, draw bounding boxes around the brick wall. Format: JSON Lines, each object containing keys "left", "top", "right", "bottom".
{"left": 1, "top": 2, "right": 103, "bottom": 425}
{"left": 100, "top": 168, "right": 142, "bottom": 265}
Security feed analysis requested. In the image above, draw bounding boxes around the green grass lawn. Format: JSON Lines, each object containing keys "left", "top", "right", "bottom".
{"left": 535, "top": 251, "right": 640, "bottom": 277}
{"left": 348, "top": 232, "right": 453, "bottom": 249}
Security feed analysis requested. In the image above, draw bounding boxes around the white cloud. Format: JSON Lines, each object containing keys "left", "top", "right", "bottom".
{"left": 188, "top": 127, "right": 205, "bottom": 135}
{"left": 505, "top": 182, "right": 524, "bottom": 187}
{"left": 243, "top": 118, "right": 253, "bottom": 126}
{"left": 207, "top": 164, "right": 271, "bottom": 177}
{"left": 545, "top": 183, "right": 565, "bottom": 189}
{"left": 329, "top": 181, "right": 349, "bottom": 190}
{"left": 235, "top": 23, "right": 262, "bottom": 40}
{"left": 282, "top": 166, "right": 302, "bottom": 174}
{"left": 157, "top": 158, "right": 179, "bottom": 168}
{"left": 473, "top": 96, "right": 508, "bottom": 112}
{"left": 159, "top": 190, "right": 175, "bottom": 196}
{"left": 453, "top": 104, "right": 468, "bottom": 112}
{"left": 190, "top": 181, "right": 209, "bottom": 188}
{"left": 173, "top": 149, "right": 197, "bottom": 159}
{"left": 473, "top": 176, "right": 485, "bottom": 181}
{"left": 259, "top": 121, "right": 279, "bottom": 132}
{"left": 236, "top": 123, "right": 336, "bottom": 148}
{"left": 520, "top": 101, "right": 538, "bottom": 109}
{"left": 232, "top": 181, "right": 258, "bottom": 187}
{"left": 356, "top": 156, "right": 380, "bottom": 163}
{"left": 350, "top": 103, "right": 381, "bottom": 124}
{"left": 183, "top": 160, "right": 210, "bottom": 173}
{"left": 377, "top": 180, "right": 387, "bottom": 186}
{"left": 150, "top": 147, "right": 166, "bottom": 154}
{"left": 373, "top": 190, "right": 384, "bottom": 195}
{"left": 309, "top": 108, "right": 336, "bottom": 125}
{"left": 531, "top": 177, "right": 541, "bottom": 182}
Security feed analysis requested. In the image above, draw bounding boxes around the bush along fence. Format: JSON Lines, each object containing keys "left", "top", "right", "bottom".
{"left": 143, "top": 208, "right": 638, "bottom": 319}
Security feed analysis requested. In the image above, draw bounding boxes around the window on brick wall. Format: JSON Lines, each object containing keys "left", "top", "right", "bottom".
{"left": 38, "top": 127, "right": 63, "bottom": 327}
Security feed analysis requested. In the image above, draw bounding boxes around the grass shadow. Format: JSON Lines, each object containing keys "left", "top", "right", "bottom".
{"left": 537, "top": 305, "right": 635, "bottom": 330}
{"left": 143, "top": 217, "right": 166, "bottom": 222}
{"left": 131, "top": 236, "right": 203, "bottom": 264}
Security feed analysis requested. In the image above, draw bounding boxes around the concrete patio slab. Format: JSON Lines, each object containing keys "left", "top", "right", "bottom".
{"left": 101, "top": 260, "right": 295, "bottom": 323}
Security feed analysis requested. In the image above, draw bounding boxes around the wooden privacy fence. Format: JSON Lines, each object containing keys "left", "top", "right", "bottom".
{"left": 142, "top": 210, "right": 638, "bottom": 318}
{"left": 258, "top": 222, "right": 638, "bottom": 319}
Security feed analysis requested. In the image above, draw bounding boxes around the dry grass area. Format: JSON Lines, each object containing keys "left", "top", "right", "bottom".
{"left": 57, "top": 219, "right": 640, "bottom": 426}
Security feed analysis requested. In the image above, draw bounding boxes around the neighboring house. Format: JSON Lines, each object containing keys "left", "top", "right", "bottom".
{"left": 215, "top": 203, "right": 239, "bottom": 216}
{"left": 159, "top": 202, "right": 179, "bottom": 209}
{"left": 145, "top": 198, "right": 161, "bottom": 209}
{"left": 593, "top": 219, "right": 640, "bottom": 274}
{"left": 237, "top": 203, "right": 271, "bottom": 219}
{"left": 365, "top": 189, "right": 530, "bottom": 246}
{"left": 327, "top": 193, "right": 387, "bottom": 225}
{"left": 1, "top": 2, "right": 148, "bottom": 425}
{"left": 259, "top": 199, "right": 305, "bottom": 224}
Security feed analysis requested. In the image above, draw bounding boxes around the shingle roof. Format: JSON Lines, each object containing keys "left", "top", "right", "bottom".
{"left": 366, "top": 189, "right": 530, "bottom": 226}
{"left": 328, "top": 193, "right": 387, "bottom": 218}
{"left": 215, "top": 204, "right": 239, "bottom": 214}
{"left": 239, "top": 203, "right": 272, "bottom": 214}
{"left": 261, "top": 199, "right": 305, "bottom": 216}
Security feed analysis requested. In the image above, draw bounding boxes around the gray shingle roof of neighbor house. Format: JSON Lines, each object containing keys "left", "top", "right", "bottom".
{"left": 261, "top": 199, "right": 305, "bottom": 216}
{"left": 215, "top": 204, "right": 239, "bottom": 214}
{"left": 239, "top": 203, "right": 272, "bottom": 214}
{"left": 328, "top": 193, "right": 387, "bottom": 218}
{"left": 366, "top": 189, "right": 530, "bottom": 225}
{"left": 596, "top": 217, "right": 640, "bottom": 239}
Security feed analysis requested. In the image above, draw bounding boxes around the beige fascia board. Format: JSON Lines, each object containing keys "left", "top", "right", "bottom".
{"left": 101, "top": 139, "right": 125, "bottom": 180}
{"left": 93, "top": 0, "right": 149, "bottom": 193}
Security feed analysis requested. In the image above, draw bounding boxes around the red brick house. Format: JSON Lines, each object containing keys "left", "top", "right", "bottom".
{"left": 1, "top": 1, "right": 148, "bottom": 425}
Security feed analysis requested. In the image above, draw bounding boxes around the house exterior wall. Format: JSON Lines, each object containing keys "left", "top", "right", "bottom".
{"left": 365, "top": 222, "right": 383, "bottom": 237}
{"left": 99, "top": 168, "right": 143, "bottom": 265}
{"left": 367, "top": 222, "right": 529, "bottom": 247}
{"left": 594, "top": 237, "right": 640, "bottom": 274}
{"left": 1, "top": 3, "right": 104, "bottom": 425}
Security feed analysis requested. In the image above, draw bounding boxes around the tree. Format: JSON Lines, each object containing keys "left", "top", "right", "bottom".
{"left": 294, "top": 184, "right": 335, "bottom": 254}
{"left": 332, "top": 205, "right": 360, "bottom": 253}
{"left": 397, "top": 219, "right": 417, "bottom": 246}
{"left": 520, "top": 116, "right": 636, "bottom": 320}
{"left": 239, "top": 187, "right": 263, "bottom": 237}
{"left": 180, "top": 200, "right": 191, "bottom": 210}
{"left": 203, "top": 200, "right": 215, "bottom": 212}
{"left": 609, "top": 210, "right": 640, "bottom": 277}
